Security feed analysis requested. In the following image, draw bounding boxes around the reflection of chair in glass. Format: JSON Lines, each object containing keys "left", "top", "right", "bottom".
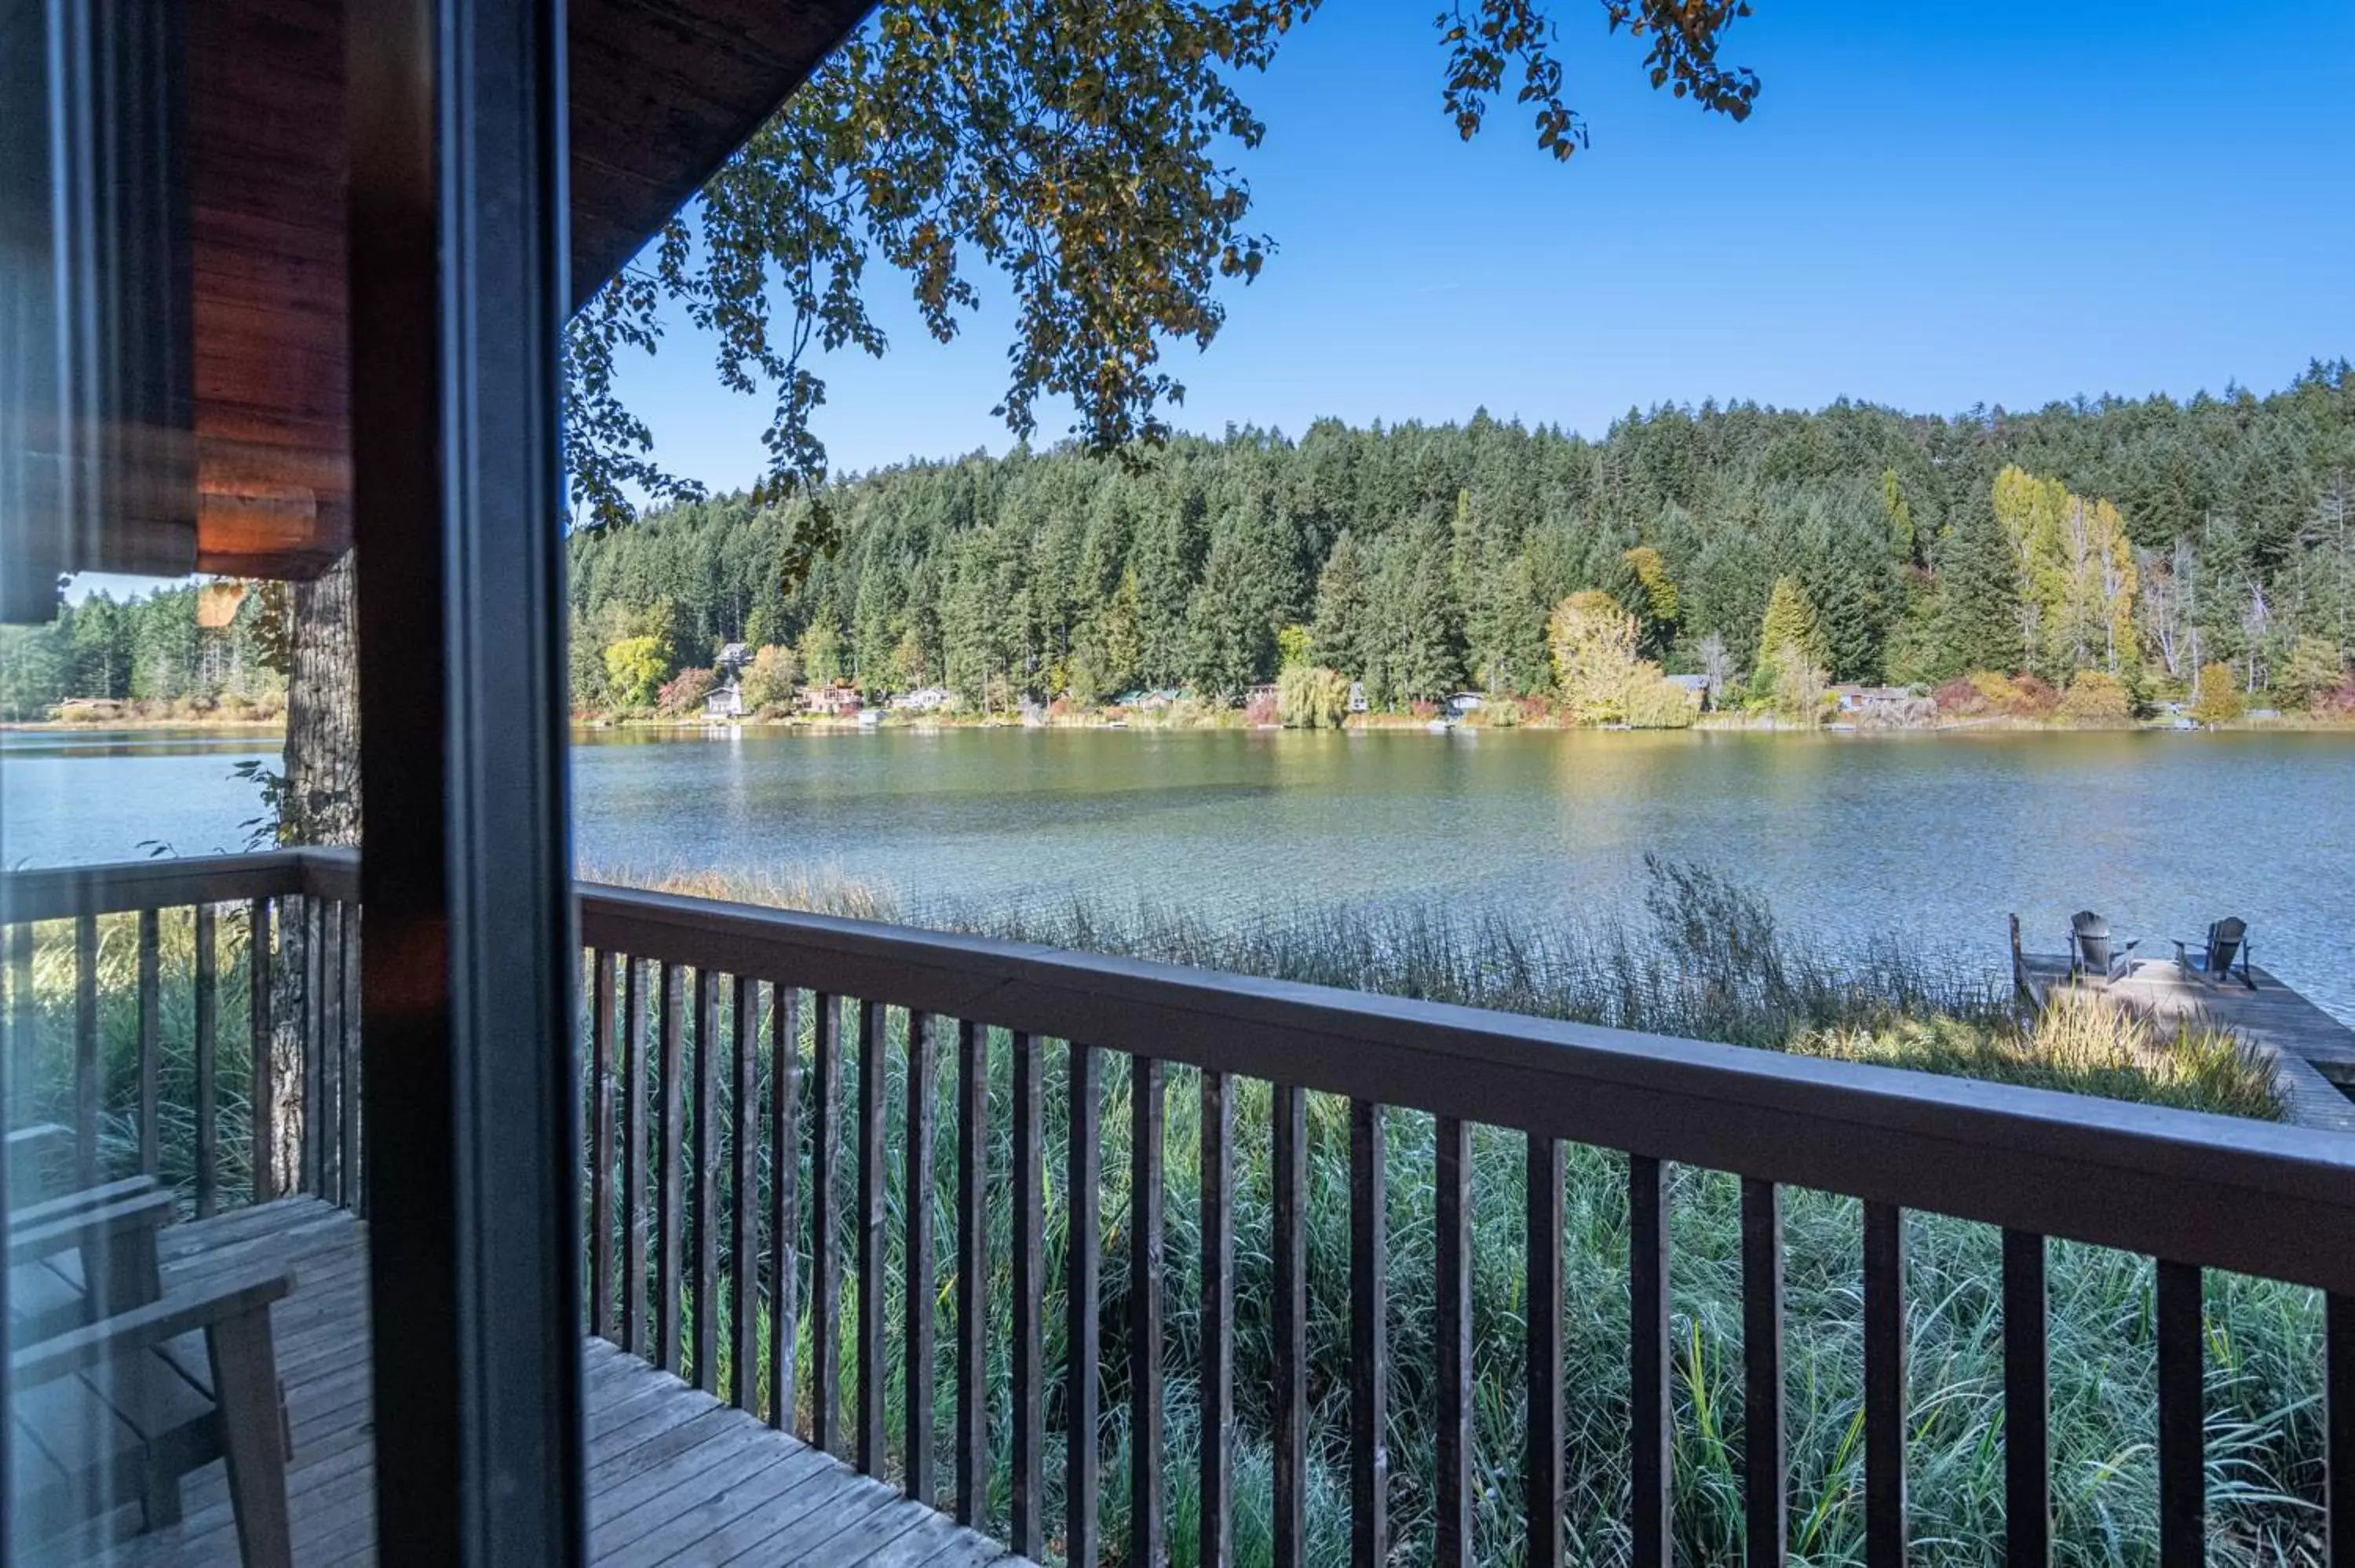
{"left": 8, "top": 1127, "right": 295, "bottom": 1566}
{"left": 2173, "top": 917, "right": 2255, "bottom": 990}
{"left": 2067, "top": 910, "right": 2140, "bottom": 983}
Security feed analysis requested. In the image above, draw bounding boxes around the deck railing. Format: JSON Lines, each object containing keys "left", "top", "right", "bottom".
{"left": 3, "top": 849, "right": 361, "bottom": 1214}
{"left": 7, "top": 848, "right": 2354, "bottom": 1565}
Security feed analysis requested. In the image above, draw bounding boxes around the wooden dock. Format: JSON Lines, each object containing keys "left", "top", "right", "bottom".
{"left": 76, "top": 1199, "right": 1032, "bottom": 1568}
{"left": 2021, "top": 954, "right": 2355, "bottom": 1133}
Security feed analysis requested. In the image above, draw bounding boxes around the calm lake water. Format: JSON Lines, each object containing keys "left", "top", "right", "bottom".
{"left": 6, "top": 725, "right": 2352, "bottom": 1022}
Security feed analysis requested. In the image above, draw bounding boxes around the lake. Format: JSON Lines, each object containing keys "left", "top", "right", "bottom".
{"left": 6, "top": 725, "right": 2352, "bottom": 1023}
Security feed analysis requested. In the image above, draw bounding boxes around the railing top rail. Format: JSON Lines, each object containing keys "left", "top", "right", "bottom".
{"left": 18, "top": 852, "right": 2348, "bottom": 1292}
{"left": 1, "top": 850, "right": 315, "bottom": 923}
{"left": 580, "top": 879, "right": 2355, "bottom": 1296}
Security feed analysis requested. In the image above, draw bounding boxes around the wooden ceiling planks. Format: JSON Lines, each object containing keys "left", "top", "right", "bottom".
{"left": 565, "top": 0, "right": 875, "bottom": 308}
{"left": 188, "top": 0, "right": 349, "bottom": 579}
{"left": 177, "top": 0, "right": 873, "bottom": 580}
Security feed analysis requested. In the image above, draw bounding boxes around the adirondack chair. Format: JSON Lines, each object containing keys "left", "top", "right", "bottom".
{"left": 2173, "top": 917, "right": 2256, "bottom": 990}
{"left": 8, "top": 1137, "right": 296, "bottom": 1566}
{"left": 2068, "top": 910, "right": 2139, "bottom": 983}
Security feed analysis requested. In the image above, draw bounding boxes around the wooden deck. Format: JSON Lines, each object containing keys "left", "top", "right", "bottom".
{"left": 83, "top": 1200, "right": 1031, "bottom": 1567}
{"left": 2022, "top": 955, "right": 2355, "bottom": 1132}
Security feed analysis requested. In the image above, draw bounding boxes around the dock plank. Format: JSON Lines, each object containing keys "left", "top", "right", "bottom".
{"left": 2023, "top": 955, "right": 2355, "bottom": 1132}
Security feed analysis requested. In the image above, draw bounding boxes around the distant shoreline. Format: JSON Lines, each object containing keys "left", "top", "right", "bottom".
{"left": 11, "top": 712, "right": 2351, "bottom": 738}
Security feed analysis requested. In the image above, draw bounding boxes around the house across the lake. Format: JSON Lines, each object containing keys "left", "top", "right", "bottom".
{"left": 703, "top": 680, "right": 743, "bottom": 719}
{"left": 801, "top": 683, "right": 863, "bottom": 717}
{"left": 1664, "top": 673, "right": 1713, "bottom": 710}
{"left": 1448, "top": 691, "right": 1485, "bottom": 714}
{"left": 892, "top": 685, "right": 955, "bottom": 713}
{"left": 1831, "top": 684, "right": 1912, "bottom": 715}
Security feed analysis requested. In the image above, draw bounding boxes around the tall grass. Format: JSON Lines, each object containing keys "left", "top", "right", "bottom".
{"left": 5, "top": 904, "right": 268, "bottom": 1203}
{"left": 611, "top": 853, "right": 2277, "bottom": 1121}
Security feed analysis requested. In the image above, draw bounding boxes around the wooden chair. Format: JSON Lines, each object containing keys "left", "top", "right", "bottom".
{"left": 8, "top": 1144, "right": 296, "bottom": 1566}
{"left": 2068, "top": 910, "right": 2138, "bottom": 983}
{"left": 8, "top": 1122, "right": 76, "bottom": 1202}
{"left": 2173, "top": 917, "right": 2255, "bottom": 990}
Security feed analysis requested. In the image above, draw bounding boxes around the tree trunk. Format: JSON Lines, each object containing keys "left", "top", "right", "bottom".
{"left": 272, "top": 549, "right": 360, "bottom": 1196}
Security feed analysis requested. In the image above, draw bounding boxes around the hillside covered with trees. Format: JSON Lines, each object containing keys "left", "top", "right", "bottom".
{"left": 565, "top": 363, "right": 2355, "bottom": 725}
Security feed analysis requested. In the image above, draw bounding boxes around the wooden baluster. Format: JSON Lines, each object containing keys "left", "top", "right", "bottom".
{"left": 341, "top": 903, "right": 360, "bottom": 1207}
{"left": 1131, "top": 1056, "right": 1166, "bottom": 1568}
{"left": 905, "top": 1010, "right": 937, "bottom": 1504}
{"left": 1273, "top": 1081, "right": 1308, "bottom": 1568}
{"left": 812, "top": 992, "right": 843, "bottom": 1455}
{"left": 194, "top": 903, "right": 218, "bottom": 1216}
{"left": 302, "top": 898, "right": 323, "bottom": 1195}
{"left": 1528, "top": 1134, "right": 1564, "bottom": 1568}
{"left": 2003, "top": 1229, "right": 2050, "bottom": 1567}
{"left": 857, "top": 999, "right": 885, "bottom": 1475}
{"left": 955, "top": 1019, "right": 987, "bottom": 1524}
{"left": 74, "top": 913, "right": 97, "bottom": 1187}
{"left": 1200, "top": 1068, "right": 1234, "bottom": 1568}
{"left": 1742, "top": 1177, "right": 1786, "bottom": 1568}
{"left": 2327, "top": 1293, "right": 2351, "bottom": 1568}
{"left": 1350, "top": 1099, "right": 1388, "bottom": 1568}
{"left": 1436, "top": 1116, "right": 1473, "bottom": 1568}
{"left": 71, "top": 909, "right": 97, "bottom": 1177}
{"left": 7, "top": 925, "right": 33, "bottom": 1135}
{"left": 1863, "top": 1202, "right": 1907, "bottom": 1567}
{"left": 137, "top": 910, "right": 160, "bottom": 1178}
{"left": 695, "top": 968, "right": 720, "bottom": 1393}
{"left": 248, "top": 898, "right": 272, "bottom": 1205}
{"left": 588, "top": 950, "right": 615, "bottom": 1343}
{"left": 733, "top": 977, "right": 760, "bottom": 1412}
{"left": 656, "top": 961, "right": 685, "bottom": 1374}
{"left": 1067, "top": 1041, "right": 1101, "bottom": 1568}
{"left": 2156, "top": 1261, "right": 2205, "bottom": 1568}
{"left": 769, "top": 986, "right": 801, "bottom": 1433}
{"left": 1630, "top": 1154, "right": 1670, "bottom": 1568}
{"left": 1010, "top": 1030, "right": 1045, "bottom": 1560}
{"left": 623, "top": 957, "right": 650, "bottom": 1359}
{"left": 319, "top": 904, "right": 343, "bottom": 1205}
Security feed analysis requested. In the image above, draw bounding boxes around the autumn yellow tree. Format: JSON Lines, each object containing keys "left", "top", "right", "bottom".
{"left": 1623, "top": 545, "right": 1679, "bottom": 648}
{"left": 1548, "top": 590, "right": 1641, "bottom": 724}
{"left": 1992, "top": 467, "right": 2138, "bottom": 679}
{"left": 1750, "top": 576, "right": 1828, "bottom": 704}
{"left": 2189, "top": 662, "right": 2246, "bottom": 726}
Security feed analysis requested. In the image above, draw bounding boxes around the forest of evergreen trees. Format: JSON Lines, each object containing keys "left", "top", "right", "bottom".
{"left": 7, "top": 366, "right": 2351, "bottom": 727}
{"left": 0, "top": 584, "right": 286, "bottom": 721}
{"left": 564, "top": 362, "right": 2355, "bottom": 721}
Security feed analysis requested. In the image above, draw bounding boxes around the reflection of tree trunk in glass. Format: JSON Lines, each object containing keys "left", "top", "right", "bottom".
{"left": 273, "top": 549, "right": 360, "bottom": 1196}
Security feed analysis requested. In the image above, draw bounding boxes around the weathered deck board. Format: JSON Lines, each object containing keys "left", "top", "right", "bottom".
{"left": 2023, "top": 955, "right": 2355, "bottom": 1132}
{"left": 71, "top": 1200, "right": 1035, "bottom": 1568}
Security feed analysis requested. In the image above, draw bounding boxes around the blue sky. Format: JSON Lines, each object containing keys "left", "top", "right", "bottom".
{"left": 60, "top": 0, "right": 2355, "bottom": 603}
{"left": 608, "top": 0, "right": 2355, "bottom": 493}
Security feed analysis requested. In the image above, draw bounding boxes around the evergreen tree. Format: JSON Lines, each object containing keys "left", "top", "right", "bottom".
{"left": 1184, "top": 504, "right": 1284, "bottom": 698}
{"left": 1132, "top": 489, "right": 1205, "bottom": 686}
{"left": 1922, "top": 500, "right": 2025, "bottom": 679}
{"left": 1379, "top": 513, "right": 1466, "bottom": 703}
{"left": 1309, "top": 531, "right": 1376, "bottom": 685}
